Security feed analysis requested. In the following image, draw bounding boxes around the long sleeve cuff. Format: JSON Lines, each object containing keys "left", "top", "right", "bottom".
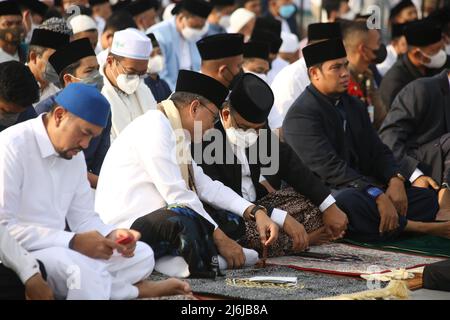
{"left": 17, "top": 257, "right": 40, "bottom": 284}
{"left": 228, "top": 197, "right": 254, "bottom": 218}
{"left": 318, "top": 194, "right": 336, "bottom": 212}
{"left": 271, "top": 208, "right": 288, "bottom": 228}
{"left": 409, "top": 168, "right": 424, "bottom": 183}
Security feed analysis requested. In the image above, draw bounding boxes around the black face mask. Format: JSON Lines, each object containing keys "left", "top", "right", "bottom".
{"left": 227, "top": 68, "right": 244, "bottom": 90}
{"left": 371, "top": 44, "right": 387, "bottom": 64}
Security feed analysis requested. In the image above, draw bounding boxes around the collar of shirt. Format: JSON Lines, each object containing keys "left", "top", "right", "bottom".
{"left": 30, "top": 114, "right": 58, "bottom": 159}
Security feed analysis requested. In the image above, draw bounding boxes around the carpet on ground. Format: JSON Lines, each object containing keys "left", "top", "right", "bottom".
{"left": 147, "top": 266, "right": 370, "bottom": 300}
{"left": 266, "top": 243, "right": 444, "bottom": 277}
{"left": 342, "top": 235, "right": 450, "bottom": 258}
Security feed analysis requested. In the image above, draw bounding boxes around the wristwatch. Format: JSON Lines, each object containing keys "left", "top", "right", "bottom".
{"left": 248, "top": 205, "right": 267, "bottom": 221}
{"left": 366, "top": 186, "right": 383, "bottom": 200}
{"left": 393, "top": 173, "right": 406, "bottom": 183}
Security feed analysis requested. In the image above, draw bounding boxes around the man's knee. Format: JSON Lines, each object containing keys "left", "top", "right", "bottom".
{"left": 407, "top": 187, "right": 439, "bottom": 222}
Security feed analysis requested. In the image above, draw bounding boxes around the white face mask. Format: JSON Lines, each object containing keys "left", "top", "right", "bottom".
{"left": 225, "top": 126, "right": 259, "bottom": 148}
{"left": 340, "top": 10, "right": 355, "bottom": 20}
{"left": 422, "top": 49, "right": 447, "bottom": 69}
{"left": 218, "top": 15, "right": 231, "bottom": 29}
{"left": 181, "top": 21, "right": 209, "bottom": 42}
{"left": 116, "top": 74, "right": 141, "bottom": 94}
{"left": 245, "top": 71, "right": 268, "bottom": 83}
{"left": 147, "top": 54, "right": 165, "bottom": 74}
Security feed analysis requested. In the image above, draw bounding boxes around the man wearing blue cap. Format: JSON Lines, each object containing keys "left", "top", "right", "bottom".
{"left": 0, "top": 83, "right": 191, "bottom": 299}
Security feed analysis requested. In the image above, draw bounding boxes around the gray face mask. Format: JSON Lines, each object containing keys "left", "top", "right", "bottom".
{"left": 0, "top": 110, "right": 20, "bottom": 127}
{"left": 43, "top": 62, "right": 61, "bottom": 88}
{"left": 72, "top": 70, "right": 104, "bottom": 91}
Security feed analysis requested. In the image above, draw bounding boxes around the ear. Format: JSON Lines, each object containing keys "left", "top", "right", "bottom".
{"left": 53, "top": 106, "right": 66, "bottom": 126}
{"left": 309, "top": 66, "right": 320, "bottom": 81}
{"left": 411, "top": 48, "right": 425, "bottom": 61}
{"left": 221, "top": 108, "right": 230, "bottom": 121}
{"left": 63, "top": 73, "right": 73, "bottom": 87}
{"left": 28, "top": 50, "right": 37, "bottom": 64}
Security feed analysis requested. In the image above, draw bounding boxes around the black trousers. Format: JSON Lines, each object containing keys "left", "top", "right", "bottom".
{"left": 333, "top": 186, "right": 438, "bottom": 242}
{"left": 0, "top": 261, "right": 46, "bottom": 300}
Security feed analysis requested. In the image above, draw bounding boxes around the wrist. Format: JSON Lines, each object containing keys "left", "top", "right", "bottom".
{"left": 68, "top": 234, "right": 77, "bottom": 250}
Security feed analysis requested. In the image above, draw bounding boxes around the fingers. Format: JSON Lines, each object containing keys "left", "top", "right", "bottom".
{"left": 265, "top": 224, "right": 278, "bottom": 246}
{"left": 129, "top": 229, "right": 141, "bottom": 241}
{"left": 428, "top": 177, "right": 440, "bottom": 190}
{"left": 104, "top": 238, "right": 124, "bottom": 251}
{"left": 379, "top": 211, "right": 388, "bottom": 234}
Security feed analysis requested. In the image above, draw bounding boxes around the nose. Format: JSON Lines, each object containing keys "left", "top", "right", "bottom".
{"left": 79, "top": 137, "right": 91, "bottom": 149}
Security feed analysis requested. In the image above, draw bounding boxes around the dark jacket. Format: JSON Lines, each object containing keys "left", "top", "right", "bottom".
{"left": 193, "top": 121, "right": 331, "bottom": 207}
{"left": 35, "top": 93, "right": 111, "bottom": 175}
{"left": 0, "top": 106, "right": 37, "bottom": 132}
{"left": 379, "top": 69, "right": 450, "bottom": 181}
{"left": 379, "top": 54, "right": 450, "bottom": 109}
{"left": 144, "top": 75, "right": 172, "bottom": 103}
{"left": 283, "top": 84, "right": 399, "bottom": 191}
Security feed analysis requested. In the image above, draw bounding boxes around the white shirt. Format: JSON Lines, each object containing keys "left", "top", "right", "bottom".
{"left": 377, "top": 44, "right": 398, "bottom": 77}
{"left": 0, "top": 115, "right": 114, "bottom": 252}
{"left": 0, "top": 223, "right": 39, "bottom": 284}
{"left": 267, "top": 56, "right": 289, "bottom": 85}
{"left": 271, "top": 57, "right": 310, "bottom": 120}
{"left": 95, "top": 110, "right": 253, "bottom": 229}
{"left": 97, "top": 48, "right": 109, "bottom": 68}
{"left": 0, "top": 47, "right": 19, "bottom": 63}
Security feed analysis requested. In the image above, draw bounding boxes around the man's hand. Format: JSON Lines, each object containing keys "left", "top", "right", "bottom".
{"left": 322, "top": 204, "right": 348, "bottom": 240}
{"left": 385, "top": 177, "right": 408, "bottom": 216}
{"left": 71, "top": 231, "right": 123, "bottom": 260}
{"left": 260, "top": 180, "right": 277, "bottom": 193}
{"left": 213, "top": 228, "right": 245, "bottom": 269}
{"left": 87, "top": 172, "right": 99, "bottom": 189}
{"left": 282, "top": 215, "right": 308, "bottom": 252}
{"left": 376, "top": 193, "right": 400, "bottom": 234}
{"left": 412, "top": 175, "right": 439, "bottom": 190}
{"left": 25, "top": 273, "right": 54, "bottom": 300}
{"left": 107, "top": 229, "right": 141, "bottom": 258}
{"left": 254, "top": 210, "right": 279, "bottom": 247}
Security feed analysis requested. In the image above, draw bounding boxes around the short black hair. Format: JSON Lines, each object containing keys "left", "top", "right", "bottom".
{"left": 322, "top": 0, "right": 348, "bottom": 18}
{"left": 0, "top": 61, "right": 39, "bottom": 107}
{"left": 104, "top": 10, "right": 137, "bottom": 33}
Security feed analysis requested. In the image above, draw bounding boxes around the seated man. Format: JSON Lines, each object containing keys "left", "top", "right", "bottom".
{"left": 379, "top": 69, "right": 450, "bottom": 220}
{"left": 0, "top": 61, "right": 39, "bottom": 132}
{"left": 0, "top": 223, "right": 53, "bottom": 300}
{"left": 380, "top": 18, "right": 449, "bottom": 109}
{"left": 195, "top": 73, "right": 348, "bottom": 257}
{"left": 95, "top": 70, "right": 279, "bottom": 277}
{"left": 283, "top": 38, "right": 447, "bottom": 242}
{"left": 0, "top": 83, "right": 190, "bottom": 299}
{"left": 35, "top": 38, "right": 110, "bottom": 189}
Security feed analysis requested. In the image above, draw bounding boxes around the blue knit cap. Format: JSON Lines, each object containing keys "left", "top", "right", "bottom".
{"left": 55, "top": 83, "right": 110, "bottom": 128}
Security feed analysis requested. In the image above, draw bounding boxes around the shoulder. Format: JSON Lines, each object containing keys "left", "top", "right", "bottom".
{"left": 0, "top": 119, "right": 34, "bottom": 154}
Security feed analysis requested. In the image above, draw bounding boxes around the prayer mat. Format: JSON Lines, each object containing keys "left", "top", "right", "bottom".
{"left": 148, "top": 266, "right": 369, "bottom": 300}
{"left": 342, "top": 235, "right": 450, "bottom": 258}
{"left": 266, "top": 243, "right": 444, "bottom": 277}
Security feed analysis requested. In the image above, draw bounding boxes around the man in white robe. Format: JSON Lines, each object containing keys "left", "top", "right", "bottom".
{"left": 101, "top": 27, "right": 157, "bottom": 140}
{"left": 0, "top": 83, "right": 190, "bottom": 300}
{"left": 96, "top": 70, "right": 279, "bottom": 276}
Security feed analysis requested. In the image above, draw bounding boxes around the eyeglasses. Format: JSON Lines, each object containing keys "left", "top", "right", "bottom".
{"left": 199, "top": 101, "right": 220, "bottom": 125}
{"left": 116, "top": 59, "right": 147, "bottom": 78}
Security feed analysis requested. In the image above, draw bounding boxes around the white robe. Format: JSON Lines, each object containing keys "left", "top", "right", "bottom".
{"left": 101, "top": 66, "right": 157, "bottom": 140}
{"left": 0, "top": 48, "right": 19, "bottom": 63}
{"left": 0, "top": 115, "right": 154, "bottom": 299}
{"left": 267, "top": 56, "right": 289, "bottom": 85}
{"left": 271, "top": 57, "right": 310, "bottom": 120}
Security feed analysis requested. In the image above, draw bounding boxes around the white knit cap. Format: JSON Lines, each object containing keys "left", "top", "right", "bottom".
{"left": 111, "top": 28, "right": 152, "bottom": 60}
{"left": 227, "top": 8, "right": 255, "bottom": 33}
{"left": 70, "top": 15, "right": 97, "bottom": 34}
{"left": 279, "top": 32, "right": 300, "bottom": 53}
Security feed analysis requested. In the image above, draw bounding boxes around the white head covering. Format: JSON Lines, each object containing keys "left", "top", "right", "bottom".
{"left": 279, "top": 32, "right": 299, "bottom": 53}
{"left": 227, "top": 8, "right": 255, "bottom": 33}
{"left": 70, "top": 15, "right": 97, "bottom": 34}
{"left": 111, "top": 28, "right": 153, "bottom": 60}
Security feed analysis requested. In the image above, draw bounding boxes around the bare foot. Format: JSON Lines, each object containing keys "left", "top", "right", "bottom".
{"left": 308, "top": 227, "right": 333, "bottom": 246}
{"left": 136, "top": 278, "right": 192, "bottom": 298}
{"left": 436, "top": 209, "right": 450, "bottom": 221}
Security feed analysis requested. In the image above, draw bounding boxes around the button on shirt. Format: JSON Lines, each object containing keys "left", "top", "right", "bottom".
{"left": 0, "top": 115, "right": 113, "bottom": 252}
